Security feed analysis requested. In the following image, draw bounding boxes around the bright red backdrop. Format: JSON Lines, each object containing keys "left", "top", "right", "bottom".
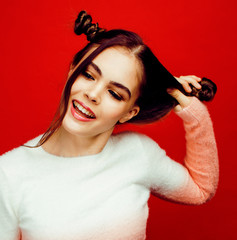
{"left": 0, "top": 0, "right": 236, "bottom": 239}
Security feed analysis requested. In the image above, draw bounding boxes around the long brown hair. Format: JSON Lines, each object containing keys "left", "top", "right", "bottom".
{"left": 34, "top": 11, "right": 217, "bottom": 147}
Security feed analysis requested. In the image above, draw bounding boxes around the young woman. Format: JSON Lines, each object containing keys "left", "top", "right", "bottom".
{"left": 0, "top": 11, "right": 218, "bottom": 240}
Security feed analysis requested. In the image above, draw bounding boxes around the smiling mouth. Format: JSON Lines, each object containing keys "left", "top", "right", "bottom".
{"left": 72, "top": 100, "right": 96, "bottom": 119}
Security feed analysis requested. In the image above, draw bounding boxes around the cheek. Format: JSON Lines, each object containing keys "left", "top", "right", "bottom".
{"left": 100, "top": 102, "right": 129, "bottom": 122}
{"left": 71, "top": 75, "right": 95, "bottom": 94}
{"left": 70, "top": 79, "right": 85, "bottom": 95}
{"left": 106, "top": 111, "right": 123, "bottom": 120}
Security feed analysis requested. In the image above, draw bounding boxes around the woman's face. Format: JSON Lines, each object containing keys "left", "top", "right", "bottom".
{"left": 62, "top": 47, "right": 141, "bottom": 138}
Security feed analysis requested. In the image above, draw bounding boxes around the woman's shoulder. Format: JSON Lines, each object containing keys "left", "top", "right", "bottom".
{"left": 0, "top": 135, "right": 42, "bottom": 171}
{"left": 111, "top": 131, "right": 161, "bottom": 150}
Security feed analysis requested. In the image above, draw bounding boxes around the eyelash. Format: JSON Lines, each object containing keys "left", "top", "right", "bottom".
{"left": 82, "top": 71, "right": 123, "bottom": 101}
{"left": 108, "top": 90, "right": 123, "bottom": 101}
{"left": 82, "top": 71, "right": 95, "bottom": 80}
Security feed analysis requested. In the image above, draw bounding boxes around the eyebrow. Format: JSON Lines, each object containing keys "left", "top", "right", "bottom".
{"left": 110, "top": 81, "right": 131, "bottom": 99}
{"left": 90, "top": 62, "right": 102, "bottom": 76}
{"left": 89, "top": 62, "right": 132, "bottom": 99}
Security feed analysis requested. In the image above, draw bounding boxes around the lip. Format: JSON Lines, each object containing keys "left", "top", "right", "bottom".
{"left": 73, "top": 99, "right": 96, "bottom": 116}
{"left": 70, "top": 100, "right": 96, "bottom": 122}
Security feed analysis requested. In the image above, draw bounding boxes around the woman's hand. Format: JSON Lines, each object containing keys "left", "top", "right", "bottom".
{"left": 167, "top": 75, "right": 202, "bottom": 112}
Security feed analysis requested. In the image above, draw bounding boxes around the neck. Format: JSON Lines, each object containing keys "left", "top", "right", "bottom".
{"left": 42, "top": 127, "right": 114, "bottom": 157}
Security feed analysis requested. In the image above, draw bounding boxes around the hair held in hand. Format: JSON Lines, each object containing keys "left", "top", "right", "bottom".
{"left": 74, "top": 10, "right": 217, "bottom": 104}
{"left": 182, "top": 77, "right": 217, "bottom": 102}
{"left": 28, "top": 10, "right": 218, "bottom": 148}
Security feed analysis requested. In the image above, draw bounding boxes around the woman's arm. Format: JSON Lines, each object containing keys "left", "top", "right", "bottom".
{"left": 154, "top": 75, "right": 219, "bottom": 204}
{"left": 156, "top": 96, "right": 219, "bottom": 204}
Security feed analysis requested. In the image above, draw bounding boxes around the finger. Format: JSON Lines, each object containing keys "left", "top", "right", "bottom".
{"left": 190, "top": 75, "right": 201, "bottom": 81}
{"left": 191, "top": 80, "right": 202, "bottom": 89}
{"left": 167, "top": 88, "right": 192, "bottom": 110}
{"left": 180, "top": 75, "right": 201, "bottom": 81}
{"left": 177, "top": 78, "right": 192, "bottom": 92}
{"left": 177, "top": 76, "right": 202, "bottom": 90}
{"left": 179, "top": 76, "right": 200, "bottom": 83}
{"left": 182, "top": 77, "right": 202, "bottom": 89}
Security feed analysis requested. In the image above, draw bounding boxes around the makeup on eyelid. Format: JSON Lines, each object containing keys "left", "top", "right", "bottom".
{"left": 82, "top": 69, "right": 129, "bottom": 101}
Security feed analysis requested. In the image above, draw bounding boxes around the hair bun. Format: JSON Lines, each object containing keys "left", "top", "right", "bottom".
{"left": 189, "top": 77, "right": 217, "bottom": 102}
{"left": 74, "top": 10, "right": 105, "bottom": 41}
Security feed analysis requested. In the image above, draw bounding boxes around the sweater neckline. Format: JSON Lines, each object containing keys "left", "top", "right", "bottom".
{"left": 27, "top": 134, "right": 114, "bottom": 161}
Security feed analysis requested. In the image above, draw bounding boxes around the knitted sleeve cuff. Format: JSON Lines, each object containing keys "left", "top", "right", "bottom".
{"left": 175, "top": 97, "right": 210, "bottom": 123}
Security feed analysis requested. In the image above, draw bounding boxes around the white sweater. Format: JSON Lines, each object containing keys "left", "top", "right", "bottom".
{"left": 0, "top": 98, "right": 219, "bottom": 240}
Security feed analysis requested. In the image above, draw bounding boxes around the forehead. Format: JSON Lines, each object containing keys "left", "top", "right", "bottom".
{"left": 92, "top": 47, "right": 142, "bottom": 94}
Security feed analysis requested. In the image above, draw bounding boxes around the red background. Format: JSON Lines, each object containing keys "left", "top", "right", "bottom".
{"left": 0, "top": 0, "right": 236, "bottom": 239}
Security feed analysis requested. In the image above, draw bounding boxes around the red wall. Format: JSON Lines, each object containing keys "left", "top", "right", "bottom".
{"left": 0, "top": 0, "right": 236, "bottom": 239}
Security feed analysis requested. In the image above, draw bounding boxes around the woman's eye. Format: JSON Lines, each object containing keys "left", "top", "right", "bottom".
{"left": 108, "top": 90, "right": 123, "bottom": 101}
{"left": 82, "top": 71, "right": 95, "bottom": 80}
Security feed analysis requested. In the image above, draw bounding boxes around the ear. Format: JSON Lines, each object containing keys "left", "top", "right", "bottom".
{"left": 119, "top": 105, "right": 140, "bottom": 124}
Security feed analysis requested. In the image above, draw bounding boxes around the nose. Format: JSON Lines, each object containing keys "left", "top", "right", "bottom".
{"left": 84, "top": 85, "right": 102, "bottom": 104}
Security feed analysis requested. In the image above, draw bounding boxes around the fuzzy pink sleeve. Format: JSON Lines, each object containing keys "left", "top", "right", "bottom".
{"left": 169, "top": 97, "right": 219, "bottom": 204}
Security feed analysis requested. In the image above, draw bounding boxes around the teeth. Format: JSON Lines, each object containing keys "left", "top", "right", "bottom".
{"left": 73, "top": 101, "right": 95, "bottom": 118}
